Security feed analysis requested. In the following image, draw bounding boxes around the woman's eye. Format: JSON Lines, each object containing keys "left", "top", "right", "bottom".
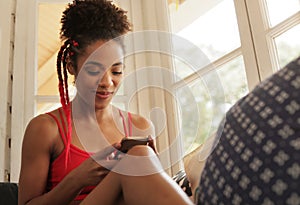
{"left": 87, "top": 70, "right": 100, "bottom": 76}
{"left": 112, "top": 71, "right": 123, "bottom": 75}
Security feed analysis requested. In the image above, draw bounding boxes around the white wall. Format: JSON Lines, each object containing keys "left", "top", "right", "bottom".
{"left": 10, "top": 0, "right": 40, "bottom": 182}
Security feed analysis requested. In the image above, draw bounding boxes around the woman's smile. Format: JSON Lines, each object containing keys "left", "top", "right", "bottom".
{"left": 95, "top": 90, "right": 114, "bottom": 99}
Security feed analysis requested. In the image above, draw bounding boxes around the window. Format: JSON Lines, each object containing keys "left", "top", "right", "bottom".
{"left": 169, "top": 0, "right": 300, "bottom": 154}
{"left": 266, "top": 0, "right": 300, "bottom": 26}
{"left": 247, "top": 0, "right": 300, "bottom": 76}
{"left": 265, "top": 0, "right": 300, "bottom": 67}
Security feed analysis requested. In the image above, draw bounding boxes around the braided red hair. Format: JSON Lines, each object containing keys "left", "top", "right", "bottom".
{"left": 57, "top": 39, "right": 72, "bottom": 168}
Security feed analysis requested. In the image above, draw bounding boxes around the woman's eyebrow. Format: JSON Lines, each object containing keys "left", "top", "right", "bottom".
{"left": 85, "top": 61, "right": 105, "bottom": 69}
{"left": 85, "top": 61, "right": 123, "bottom": 68}
{"left": 112, "top": 62, "right": 123, "bottom": 67}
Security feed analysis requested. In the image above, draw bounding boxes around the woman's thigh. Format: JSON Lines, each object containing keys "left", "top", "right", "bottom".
{"left": 80, "top": 171, "right": 123, "bottom": 205}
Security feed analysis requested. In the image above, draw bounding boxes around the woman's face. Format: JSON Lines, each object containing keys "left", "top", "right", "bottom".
{"left": 73, "top": 40, "right": 124, "bottom": 110}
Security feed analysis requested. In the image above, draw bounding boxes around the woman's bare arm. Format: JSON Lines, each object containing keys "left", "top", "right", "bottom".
{"left": 18, "top": 115, "right": 83, "bottom": 205}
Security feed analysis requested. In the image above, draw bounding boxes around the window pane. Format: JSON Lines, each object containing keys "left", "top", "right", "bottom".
{"left": 176, "top": 79, "right": 212, "bottom": 153}
{"left": 177, "top": 56, "right": 248, "bottom": 154}
{"left": 217, "top": 56, "right": 248, "bottom": 105}
{"left": 171, "top": 0, "right": 240, "bottom": 78}
{"left": 266, "top": 0, "right": 300, "bottom": 27}
{"left": 275, "top": 24, "right": 300, "bottom": 68}
{"left": 177, "top": 72, "right": 225, "bottom": 154}
{"left": 173, "top": 57, "right": 198, "bottom": 82}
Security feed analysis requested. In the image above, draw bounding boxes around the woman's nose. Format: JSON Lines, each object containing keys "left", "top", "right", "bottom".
{"left": 99, "top": 72, "right": 113, "bottom": 87}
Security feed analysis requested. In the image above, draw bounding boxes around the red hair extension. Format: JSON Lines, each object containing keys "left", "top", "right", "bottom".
{"left": 62, "top": 48, "right": 70, "bottom": 105}
{"left": 57, "top": 40, "right": 72, "bottom": 169}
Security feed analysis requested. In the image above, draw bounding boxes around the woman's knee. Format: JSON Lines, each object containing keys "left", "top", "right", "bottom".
{"left": 115, "top": 145, "right": 163, "bottom": 176}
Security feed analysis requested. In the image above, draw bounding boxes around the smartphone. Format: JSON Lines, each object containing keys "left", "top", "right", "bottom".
{"left": 119, "top": 136, "right": 150, "bottom": 153}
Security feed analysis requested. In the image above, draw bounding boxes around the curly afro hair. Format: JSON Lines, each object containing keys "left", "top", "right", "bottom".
{"left": 60, "top": 0, "right": 131, "bottom": 47}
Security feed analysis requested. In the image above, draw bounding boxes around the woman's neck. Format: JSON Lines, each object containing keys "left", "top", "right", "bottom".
{"left": 71, "top": 96, "right": 114, "bottom": 121}
{"left": 95, "top": 104, "right": 113, "bottom": 121}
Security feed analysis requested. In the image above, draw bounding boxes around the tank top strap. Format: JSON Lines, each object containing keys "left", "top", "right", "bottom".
{"left": 58, "top": 108, "right": 67, "bottom": 137}
{"left": 118, "top": 109, "right": 133, "bottom": 137}
{"left": 46, "top": 111, "right": 68, "bottom": 146}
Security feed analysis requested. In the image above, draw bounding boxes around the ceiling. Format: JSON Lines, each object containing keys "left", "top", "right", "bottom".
{"left": 37, "top": 3, "right": 66, "bottom": 94}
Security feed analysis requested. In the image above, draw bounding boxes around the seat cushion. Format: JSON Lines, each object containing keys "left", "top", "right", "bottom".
{"left": 0, "top": 182, "right": 18, "bottom": 205}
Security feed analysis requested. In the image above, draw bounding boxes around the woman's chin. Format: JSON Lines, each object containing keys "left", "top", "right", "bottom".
{"left": 94, "top": 101, "right": 111, "bottom": 110}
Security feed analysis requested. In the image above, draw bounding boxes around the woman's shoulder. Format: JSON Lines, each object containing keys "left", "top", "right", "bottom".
{"left": 27, "top": 110, "right": 59, "bottom": 129}
{"left": 114, "top": 106, "right": 155, "bottom": 136}
{"left": 115, "top": 106, "right": 152, "bottom": 130}
{"left": 24, "top": 109, "right": 61, "bottom": 143}
{"left": 129, "top": 112, "right": 151, "bottom": 130}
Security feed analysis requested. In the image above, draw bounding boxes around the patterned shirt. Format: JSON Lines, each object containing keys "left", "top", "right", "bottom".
{"left": 197, "top": 56, "right": 300, "bottom": 205}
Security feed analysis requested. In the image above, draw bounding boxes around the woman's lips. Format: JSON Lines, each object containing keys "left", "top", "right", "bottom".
{"left": 95, "top": 91, "right": 113, "bottom": 99}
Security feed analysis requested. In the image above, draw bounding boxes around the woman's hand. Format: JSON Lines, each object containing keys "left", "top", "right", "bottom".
{"left": 68, "top": 143, "right": 121, "bottom": 188}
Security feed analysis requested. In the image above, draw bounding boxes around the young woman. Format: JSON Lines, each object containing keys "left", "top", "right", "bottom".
{"left": 18, "top": 1, "right": 193, "bottom": 205}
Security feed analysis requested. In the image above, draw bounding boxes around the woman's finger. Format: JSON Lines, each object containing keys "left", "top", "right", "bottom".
{"left": 148, "top": 135, "right": 157, "bottom": 154}
{"left": 92, "top": 143, "right": 121, "bottom": 160}
{"left": 96, "top": 159, "right": 119, "bottom": 170}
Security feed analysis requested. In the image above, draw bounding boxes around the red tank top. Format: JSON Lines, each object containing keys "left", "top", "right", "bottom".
{"left": 46, "top": 108, "right": 132, "bottom": 201}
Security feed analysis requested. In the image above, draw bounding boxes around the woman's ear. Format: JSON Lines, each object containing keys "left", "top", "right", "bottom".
{"left": 67, "top": 61, "right": 75, "bottom": 75}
